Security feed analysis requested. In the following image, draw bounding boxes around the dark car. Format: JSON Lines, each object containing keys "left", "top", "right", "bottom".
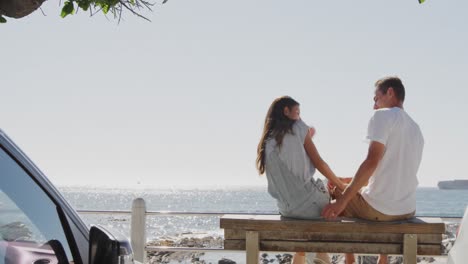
{"left": 0, "top": 129, "right": 138, "bottom": 264}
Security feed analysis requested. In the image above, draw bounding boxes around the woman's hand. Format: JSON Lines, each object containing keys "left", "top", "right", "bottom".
{"left": 308, "top": 127, "right": 316, "bottom": 138}
{"left": 339, "top": 177, "right": 353, "bottom": 184}
{"left": 327, "top": 177, "right": 349, "bottom": 192}
{"left": 336, "top": 181, "right": 347, "bottom": 192}
{"left": 336, "top": 177, "right": 352, "bottom": 192}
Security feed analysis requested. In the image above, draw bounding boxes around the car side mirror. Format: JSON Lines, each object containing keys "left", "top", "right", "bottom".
{"left": 89, "top": 225, "right": 135, "bottom": 264}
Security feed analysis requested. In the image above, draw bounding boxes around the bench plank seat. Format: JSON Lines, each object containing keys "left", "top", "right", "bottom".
{"left": 220, "top": 215, "right": 446, "bottom": 264}
{"left": 221, "top": 215, "right": 445, "bottom": 234}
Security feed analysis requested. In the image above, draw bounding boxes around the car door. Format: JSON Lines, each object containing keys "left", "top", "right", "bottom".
{"left": 0, "top": 133, "right": 87, "bottom": 264}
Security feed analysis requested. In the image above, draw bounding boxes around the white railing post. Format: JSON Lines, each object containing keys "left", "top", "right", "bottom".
{"left": 131, "top": 198, "right": 146, "bottom": 263}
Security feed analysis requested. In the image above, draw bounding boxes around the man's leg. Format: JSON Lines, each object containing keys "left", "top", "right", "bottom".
{"left": 330, "top": 189, "right": 414, "bottom": 264}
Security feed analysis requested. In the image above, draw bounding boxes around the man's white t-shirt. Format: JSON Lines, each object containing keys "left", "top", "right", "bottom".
{"left": 361, "top": 107, "right": 424, "bottom": 215}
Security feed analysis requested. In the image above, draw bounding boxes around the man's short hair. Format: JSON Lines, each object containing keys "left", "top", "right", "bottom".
{"left": 375, "top": 76, "right": 405, "bottom": 102}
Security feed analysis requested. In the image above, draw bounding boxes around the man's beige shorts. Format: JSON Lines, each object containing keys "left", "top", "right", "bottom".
{"left": 332, "top": 189, "right": 415, "bottom": 222}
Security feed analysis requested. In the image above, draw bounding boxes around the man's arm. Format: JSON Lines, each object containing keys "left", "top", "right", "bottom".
{"left": 321, "top": 141, "right": 385, "bottom": 219}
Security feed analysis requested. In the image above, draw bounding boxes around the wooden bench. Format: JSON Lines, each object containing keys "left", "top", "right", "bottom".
{"left": 220, "top": 215, "right": 446, "bottom": 264}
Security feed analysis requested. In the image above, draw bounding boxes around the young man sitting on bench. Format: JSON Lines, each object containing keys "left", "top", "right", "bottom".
{"left": 322, "top": 76, "right": 424, "bottom": 264}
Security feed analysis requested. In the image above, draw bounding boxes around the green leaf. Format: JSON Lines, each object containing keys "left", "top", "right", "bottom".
{"left": 418, "top": 0, "right": 426, "bottom": 3}
{"left": 102, "top": 4, "right": 110, "bottom": 14}
{"left": 61, "top": 1, "right": 75, "bottom": 18}
{"left": 0, "top": 16, "right": 6, "bottom": 23}
{"left": 78, "top": 1, "right": 90, "bottom": 11}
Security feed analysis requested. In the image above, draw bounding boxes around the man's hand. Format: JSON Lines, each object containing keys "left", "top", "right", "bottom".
{"left": 323, "top": 142, "right": 385, "bottom": 221}
{"left": 321, "top": 199, "right": 347, "bottom": 220}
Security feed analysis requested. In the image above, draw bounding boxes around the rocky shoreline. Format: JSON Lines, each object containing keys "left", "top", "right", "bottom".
{"left": 145, "top": 222, "right": 459, "bottom": 264}
{"left": 146, "top": 233, "right": 223, "bottom": 264}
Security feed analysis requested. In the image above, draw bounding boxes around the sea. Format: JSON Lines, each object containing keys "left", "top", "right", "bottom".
{"left": 59, "top": 186, "right": 468, "bottom": 241}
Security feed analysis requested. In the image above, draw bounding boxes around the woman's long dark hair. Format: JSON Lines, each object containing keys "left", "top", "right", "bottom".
{"left": 256, "top": 96, "right": 299, "bottom": 175}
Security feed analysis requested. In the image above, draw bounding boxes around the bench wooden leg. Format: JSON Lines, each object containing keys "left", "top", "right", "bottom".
{"left": 403, "top": 234, "right": 417, "bottom": 264}
{"left": 246, "top": 231, "right": 259, "bottom": 264}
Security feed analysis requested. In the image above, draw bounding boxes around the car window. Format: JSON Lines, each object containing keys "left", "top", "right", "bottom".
{"left": 0, "top": 147, "right": 74, "bottom": 264}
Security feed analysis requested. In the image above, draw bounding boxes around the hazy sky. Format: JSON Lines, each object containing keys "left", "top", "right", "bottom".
{"left": 2, "top": 0, "right": 467, "bottom": 188}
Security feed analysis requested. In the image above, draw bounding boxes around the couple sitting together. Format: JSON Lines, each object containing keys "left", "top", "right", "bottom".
{"left": 256, "top": 76, "right": 424, "bottom": 264}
